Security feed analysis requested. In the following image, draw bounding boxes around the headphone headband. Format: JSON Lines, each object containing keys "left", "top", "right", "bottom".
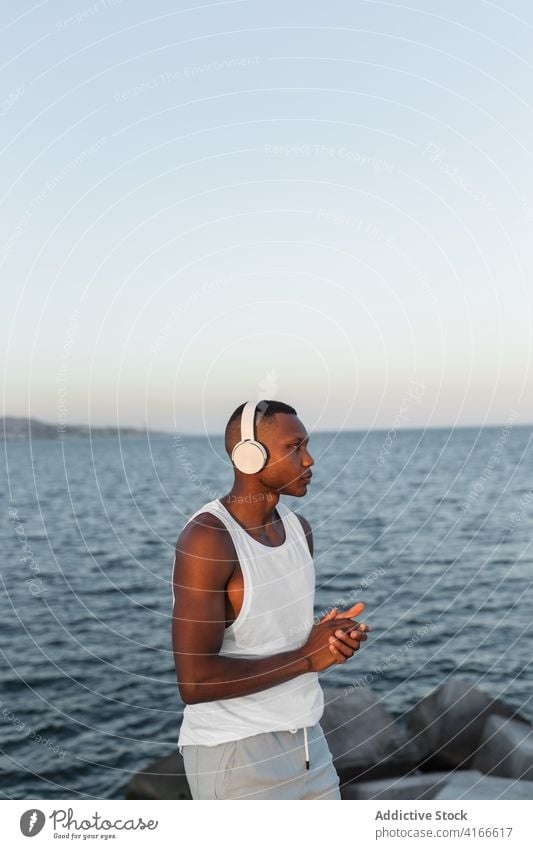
{"left": 240, "top": 400, "right": 259, "bottom": 442}
{"left": 231, "top": 399, "right": 268, "bottom": 474}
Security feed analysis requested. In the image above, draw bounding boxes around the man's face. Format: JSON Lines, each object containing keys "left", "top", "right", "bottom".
{"left": 256, "top": 414, "right": 314, "bottom": 496}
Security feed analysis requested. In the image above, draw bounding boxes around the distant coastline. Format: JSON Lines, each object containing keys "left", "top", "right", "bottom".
{"left": 2, "top": 415, "right": 531, "bottom": 441}
{"left": 1, "top": 416, "right": 172, "bottom": 441}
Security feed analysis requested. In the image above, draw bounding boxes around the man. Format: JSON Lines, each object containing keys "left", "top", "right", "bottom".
{"left": 171, "top": 400, "right": 370, "bottom": 799}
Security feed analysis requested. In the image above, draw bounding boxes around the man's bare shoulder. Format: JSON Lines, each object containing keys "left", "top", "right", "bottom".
{"left": 292, "top": 512, "right": 313, "bottom": 556}
{"left": 175, "top": 511, "right": 236, "bottom": 566}
{"left": 181, "top": 511, "right": 228, "bottom": 534}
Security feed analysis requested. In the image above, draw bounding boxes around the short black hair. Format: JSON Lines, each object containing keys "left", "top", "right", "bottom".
{"left": 224, "top": 400, "right": 297, "bottom": 457}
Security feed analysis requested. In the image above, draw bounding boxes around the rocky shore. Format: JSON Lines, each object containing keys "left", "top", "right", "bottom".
{"left": 125, "top": 679, "right": 533, "bottom": 800}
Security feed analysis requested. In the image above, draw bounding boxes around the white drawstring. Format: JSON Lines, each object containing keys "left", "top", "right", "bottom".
{"left": 303, "top": 726, "right": 310, "bottom": 770}
{"left": 289, "top": 727, "right": 310, "bottom": 769}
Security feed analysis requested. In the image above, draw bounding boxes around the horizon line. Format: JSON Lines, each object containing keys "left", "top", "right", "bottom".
{"left": 3, "top": 415, "right": 531, "bottom": 437}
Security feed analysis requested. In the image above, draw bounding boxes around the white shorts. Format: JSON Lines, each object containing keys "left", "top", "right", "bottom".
{"left": 181, "top": 721, "right": 341, "bottom": 800}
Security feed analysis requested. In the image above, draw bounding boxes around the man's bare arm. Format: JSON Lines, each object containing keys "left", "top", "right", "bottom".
{"left": 171, "top": 515, "right": 359, "bottom": 704}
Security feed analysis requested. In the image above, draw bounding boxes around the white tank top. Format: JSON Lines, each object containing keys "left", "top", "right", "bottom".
{"left": 175, "top": 498, "right": 324, "bottom": 746}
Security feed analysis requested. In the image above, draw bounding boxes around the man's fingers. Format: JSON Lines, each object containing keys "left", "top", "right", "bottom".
{"left": 344, "top": 632, "right": 367, "bottom": 643}
{"left": 340, "top": 627, "right": 367, "bottom": 641}
{"left": 342, "top": 621, "right": 370, "bottom": 635}
{"left": 336, "top": 602, "right": 365, "bottom": 619}
{"left": 332, "top": 616, "right": 360, "bottom": 629}
{"left": 329, "top": 643, "right": 348, "bottom": 663}
{"left": 336, "top": 617, "right": 372, "bottom": 634}
{"left": 332, "top": 631, "right": 361, "bottom": 651}
{"left": 335, "top": 604, "right": 373, "bottom": 633}
{"left": 332, "top": 617, "right": 370, "bottom": 637}
{"left": 319, "top": 608, "right": 338, "bottom": 623}
{"left": 329, "top": 636, "right": 356, "bottom": 657}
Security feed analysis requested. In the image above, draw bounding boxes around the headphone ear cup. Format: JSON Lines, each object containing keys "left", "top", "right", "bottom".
{"left": 232, "top": 440, "right": 268, "bottom": 474}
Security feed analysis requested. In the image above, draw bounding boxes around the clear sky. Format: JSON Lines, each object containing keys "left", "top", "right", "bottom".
{"left": 2, "top": 0, "right": 532, "bottom": 435}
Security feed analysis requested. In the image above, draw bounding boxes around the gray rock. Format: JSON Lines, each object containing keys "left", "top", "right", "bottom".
{"left": 472, "top": 714, "right": 533, "bottom": 780}
{"left": 341, "top": 770, "right": 454, "bottom": 800}
{"left": 321, "top": 686, "right": 423, "bottom": 780}
{"left": 408, "top": 679, "right": 529, "bottom": 768}
{"left": 435, "top": 769, "right": 533, "bottom": 800}
{"left": 125, "top": 751, "right": 192, "bottom": 800}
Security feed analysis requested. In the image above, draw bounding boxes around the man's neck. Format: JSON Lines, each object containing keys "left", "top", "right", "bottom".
{"left": 220, "top": 487, "right": 280, "bottom": 533}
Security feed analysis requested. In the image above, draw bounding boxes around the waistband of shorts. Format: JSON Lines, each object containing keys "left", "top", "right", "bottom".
{"left": 179, "top": 723, "right": 316, "bottom": 768}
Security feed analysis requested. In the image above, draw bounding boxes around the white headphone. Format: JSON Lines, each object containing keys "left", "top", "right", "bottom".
{"left": 231, "top": 400, "right": 268, "bottom": 474}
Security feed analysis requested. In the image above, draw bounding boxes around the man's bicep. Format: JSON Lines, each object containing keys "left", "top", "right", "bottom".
{"left": 171, "top": 523, "right": 234, "bottom": 698}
